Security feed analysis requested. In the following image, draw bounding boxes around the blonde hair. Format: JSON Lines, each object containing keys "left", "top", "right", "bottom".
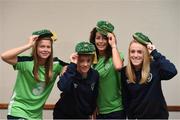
{"left": 32, "top": 37, "right": 53, "bottom": 85}
{"left": 126, "top": 40, "right": 151, "bottom": 84}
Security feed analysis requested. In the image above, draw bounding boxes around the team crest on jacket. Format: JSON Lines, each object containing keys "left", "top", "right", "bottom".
{"left": 74, "top": 83, "right": 78, "bottom": 88}
{"left": 147, "top": 73, "right": 152, "bottom": 83}
{"left": 91, "top": 83, "right": 95, "bottom": 91}
{"left": 126, "top": 79, "right": 131, "bottom": 84}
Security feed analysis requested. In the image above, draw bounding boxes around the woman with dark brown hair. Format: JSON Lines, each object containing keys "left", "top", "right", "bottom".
{"left": 89, "top": 20, "right": 125, "bottom": 119}
{"left": 1, "top": 29, "right": 67, "bottom": 119}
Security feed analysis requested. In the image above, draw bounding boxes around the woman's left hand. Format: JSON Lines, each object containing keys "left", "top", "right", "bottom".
{"left": 147, "top": 43, "right": 156, "bottom": 54}
{"left": 107, "top": 33, "right": 117, "bottom": 48}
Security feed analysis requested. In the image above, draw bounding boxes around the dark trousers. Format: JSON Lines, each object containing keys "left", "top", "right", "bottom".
{"left": 53, "top": 107, "right": 90, "bottom": 119}
{"left": 96, "top": 110, "right": 126, "bottom": 119}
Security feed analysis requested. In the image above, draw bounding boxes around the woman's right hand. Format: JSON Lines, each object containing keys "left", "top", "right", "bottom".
{"left": 28, "top": 35, "right": 39, "bottom": 47}
{"left": 1, "top": 35, "right": 39, "bottom": 65}
{"left": 70, "top": 52, "right": 78, "bottom": 64}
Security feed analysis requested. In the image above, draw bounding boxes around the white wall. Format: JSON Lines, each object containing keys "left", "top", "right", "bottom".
{"left": 0, "top": 0, "right": 179, "bottom": 110}
{"left": 0, "top": 1, "right": 3, "bottom": 102}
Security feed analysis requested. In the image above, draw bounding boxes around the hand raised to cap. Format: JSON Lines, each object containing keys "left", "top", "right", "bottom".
{"left": 28, "top": 35, "right": 39, "bottom": 47}
{"left": 107, "top": 33, "right": 117, "bottom": 48}
{"left": 70, "top": 52, "right": 78, "bottom": 64}
{"left": 147, "top": 43, "right": 155, "bottom": 54}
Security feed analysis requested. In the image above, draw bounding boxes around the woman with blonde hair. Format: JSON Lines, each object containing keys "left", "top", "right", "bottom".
{"left": 120, "top": 32, "right": 177, "bottom": 119}
{"left": 1, "top": 29, "right": 67, "bottom": 119}
{"left": 126, "top": 39, "right": 151, "bottom": 84}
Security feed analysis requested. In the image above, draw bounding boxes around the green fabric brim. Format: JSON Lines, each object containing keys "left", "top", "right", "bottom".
{"left": 96, "top": 27, "right": 108, "bottom": 36}
{"left": 78, "top": 52, "right": 94, "bottom": 55}
{"left": 32, "top": 32, "right": 53, "bottom": 38}
{"left": 39, "top": 33, "right": 53, "bottom": 38}
{"left": 133, "top": 34, "right": 149, "bottom": 45}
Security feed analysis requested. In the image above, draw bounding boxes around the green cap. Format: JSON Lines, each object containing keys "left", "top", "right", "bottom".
{"left": 133, "top": 32, "right": 152, "bottom": 45}
{"left": 75, "top": 41, "right": 95, "bottom": 54}
{"left": 96, "top": 20, "right": 114, "bottom": 36}
{"left": 32, "top": 29, "right": 53, "bottom": 38}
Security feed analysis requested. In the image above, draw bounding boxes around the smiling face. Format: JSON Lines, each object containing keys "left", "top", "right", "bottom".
{"left": 129, "top": 41, "right": 145, "bottom": 70}
{"left": 36, "top": 39, "right": 52, "bottom": 63}
{"left": 77, "top": 54, "right": 93, "bottom": 77}
{"left": 95, "top": 32, "right": 108, "bottom": 54}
